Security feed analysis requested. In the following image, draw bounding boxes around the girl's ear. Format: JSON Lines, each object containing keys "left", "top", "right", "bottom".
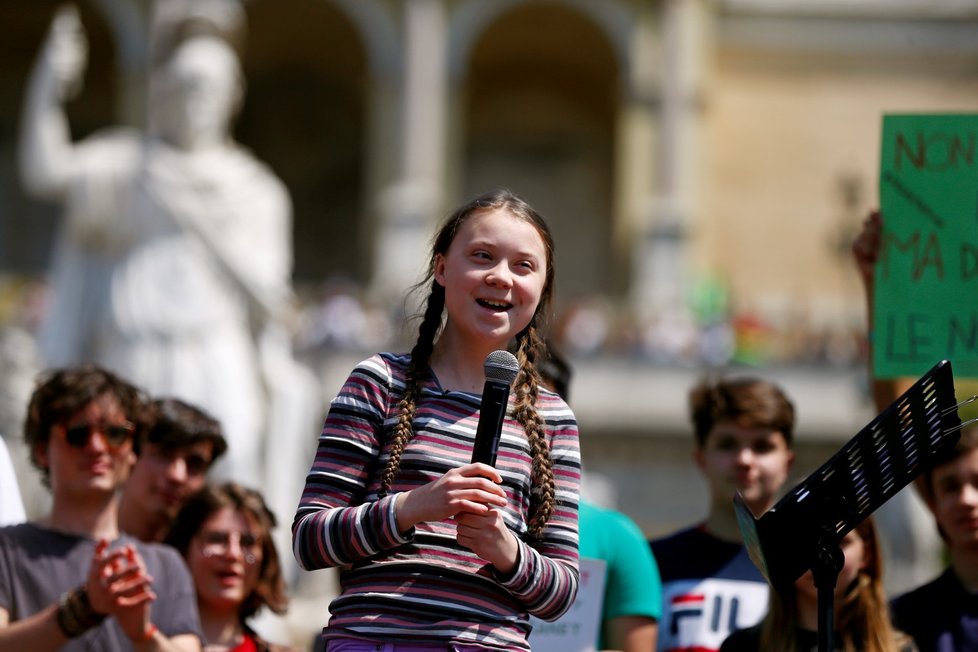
{"left": 433, "top": 253, "right": 447, "bottom": 287}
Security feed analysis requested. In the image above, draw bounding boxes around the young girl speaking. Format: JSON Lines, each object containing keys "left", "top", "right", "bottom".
{"left": 292, "top": 189, "right": 581, "bottom": 651}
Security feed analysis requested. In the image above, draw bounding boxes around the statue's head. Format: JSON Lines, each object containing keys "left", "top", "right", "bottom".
{"left": 149, "top": 35, "right": 243, "bottom": 149}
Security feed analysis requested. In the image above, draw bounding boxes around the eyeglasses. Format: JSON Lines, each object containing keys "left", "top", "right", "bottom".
{"left": 64, "top": 421, "right": 135, "bottom": 449}
{"left": 199, "top": 530, "right": 261, "bottom": 565}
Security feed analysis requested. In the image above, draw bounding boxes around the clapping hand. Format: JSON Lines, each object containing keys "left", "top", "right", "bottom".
{"left": 86, "top": 540, "right": 156, "bottom": 642}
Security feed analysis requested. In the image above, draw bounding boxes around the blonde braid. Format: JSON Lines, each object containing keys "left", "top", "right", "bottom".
{"left": 513, "top": 324, "right": 556, "bottom": 539}
{"left": 378, "top": 284, "right": 443, "bottom": 497}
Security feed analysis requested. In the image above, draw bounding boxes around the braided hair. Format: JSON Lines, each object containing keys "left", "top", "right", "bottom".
{"left": 378, "top": 188, "right": 557, "bottom": 539}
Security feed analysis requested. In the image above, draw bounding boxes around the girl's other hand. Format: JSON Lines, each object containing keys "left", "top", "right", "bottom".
{"left": 455, "top": 509, "right": 519, "bottom": 574}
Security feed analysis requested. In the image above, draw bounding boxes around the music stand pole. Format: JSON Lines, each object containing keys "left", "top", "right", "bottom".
{"left": 811, "top": 530, "right": 844, "bottom": 652}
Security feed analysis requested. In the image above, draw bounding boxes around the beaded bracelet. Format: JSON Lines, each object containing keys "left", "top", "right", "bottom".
{"left": 55, "top": 591, "right": 83, "bottom": 639}
{"left": 55, "top": 586, "right": 107, "bottom": 639}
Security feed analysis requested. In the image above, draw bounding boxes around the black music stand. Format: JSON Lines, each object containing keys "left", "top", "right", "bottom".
{"left": 735, "top": 359, "right": 971, "bottom": 652}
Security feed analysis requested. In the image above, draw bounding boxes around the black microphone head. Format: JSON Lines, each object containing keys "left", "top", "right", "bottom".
{"left": 484, "top": 350, "right": 520, "bottom": 386}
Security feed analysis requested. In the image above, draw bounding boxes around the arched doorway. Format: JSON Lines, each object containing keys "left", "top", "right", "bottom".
{"left": 461, "top": 3, "right": 619, "bottom": 303}
{"left": 239, "top": 0, "right": 368, "bottom": 286}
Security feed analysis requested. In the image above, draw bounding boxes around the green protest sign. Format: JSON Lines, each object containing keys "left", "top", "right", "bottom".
{"left": 875, "top": 113, "right": 978, "bottom": 379}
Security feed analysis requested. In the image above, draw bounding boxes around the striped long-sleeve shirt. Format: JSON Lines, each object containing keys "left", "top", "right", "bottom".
{"left": 293, "top": 352, "right": 581, "bottom": 649}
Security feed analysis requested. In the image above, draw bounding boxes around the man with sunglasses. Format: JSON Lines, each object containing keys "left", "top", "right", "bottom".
{"left": 0, "top": 365, "right": 202, "bottom": 650}
{"left": 119, "top": 398, "right": 228, "bottom": 543}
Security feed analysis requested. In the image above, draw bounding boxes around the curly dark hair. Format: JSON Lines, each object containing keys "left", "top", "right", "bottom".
{"left": 24, "top": 364, "right": 149, "bottom": 486}
{"left": 140, "top": 397, "right": 228, "bottom": 463}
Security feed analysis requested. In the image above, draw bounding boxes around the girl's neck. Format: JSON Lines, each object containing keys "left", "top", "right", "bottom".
{"left": 430, "top": 335, "right": 501, "bottom": 393}
{"left": 795, "top": 590, "right": 819, "bottom": 631}
{"left": 199, "top": 602, "right": 244, "bottom": 649}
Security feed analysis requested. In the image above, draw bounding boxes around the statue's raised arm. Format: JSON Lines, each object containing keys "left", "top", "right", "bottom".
{"left": 19, "top": 4, "right": 88, "bottom": 199}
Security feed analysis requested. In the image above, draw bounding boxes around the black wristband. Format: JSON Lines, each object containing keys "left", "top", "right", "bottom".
{"left": 55, "top": 586, "right": 106, "bottom": 639}
{"left": 56, "top": 590, "right": 84, "bottom": 639}
{"left": 74, "top": 586, "right": 107, "bottom": 626}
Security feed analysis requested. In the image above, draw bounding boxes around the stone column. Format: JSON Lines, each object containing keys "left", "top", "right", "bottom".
{"left": 632, "top": 0, "right": 710, "bottom": 321}
{"left": 614, "top": 2, "right": 661, "bottom": 298}
{"left": 372, "top": 0, "right": 449, "bottom": 303}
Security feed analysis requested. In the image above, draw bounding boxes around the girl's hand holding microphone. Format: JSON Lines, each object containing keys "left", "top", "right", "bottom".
{"left": 395, "top": 463, "right": 508, "bottom": 532}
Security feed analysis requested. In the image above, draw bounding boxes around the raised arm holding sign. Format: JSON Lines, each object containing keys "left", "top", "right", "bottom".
{"left": 848, "top": 114, "right": 978, "bottom": 652}
{"left": 876, "top": 113, "right": 978, "bottom": 380}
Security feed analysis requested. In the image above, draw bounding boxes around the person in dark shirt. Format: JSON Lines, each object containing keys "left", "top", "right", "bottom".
{"left": 0, "top": 365, "right": 202, "bottom": 651}
{"left": 650, "top": 376, "right": 796, "bottom": 651}
{"left": 888, "top": 425, "right": 978, "bottom": 652}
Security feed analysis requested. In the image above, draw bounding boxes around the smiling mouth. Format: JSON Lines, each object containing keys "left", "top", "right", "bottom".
{"left": 216, "top": 570, "right": 243, "bottom": 584}
{"left": 477, "top": 298, "right": 512, "bottom": 312}
{"left": 86, "top": 459, "right": 113, "bottom": 473}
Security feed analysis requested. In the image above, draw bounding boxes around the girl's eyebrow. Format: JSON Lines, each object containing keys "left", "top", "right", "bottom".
{"left": 469, "top": 239, "right": 542, "bottom": 260}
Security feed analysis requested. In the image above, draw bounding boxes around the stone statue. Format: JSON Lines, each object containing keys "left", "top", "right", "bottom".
{"left": 19, "top": 5, "right": 321, "bottom": 515}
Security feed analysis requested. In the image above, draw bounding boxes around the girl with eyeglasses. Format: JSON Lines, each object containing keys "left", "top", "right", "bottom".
{"left": 165, "top": 483, "right": 297, "bottom": 652}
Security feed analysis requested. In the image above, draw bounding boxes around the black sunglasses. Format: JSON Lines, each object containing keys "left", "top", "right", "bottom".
{"left": 64, "top": 422, "right": 135, "bottom": 449}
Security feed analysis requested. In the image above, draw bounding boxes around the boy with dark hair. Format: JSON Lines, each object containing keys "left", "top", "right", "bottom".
{"left": 889, "top": 427, "right": 978, "bottom": 651}
{"left": 650, "top": 376, "right": 796, "bottom": 652}
{"left": 0, "top": 365, "right": 202, "bottom": 650}
{"left": 119, "top": 398, "right": 228, "bottom": 543}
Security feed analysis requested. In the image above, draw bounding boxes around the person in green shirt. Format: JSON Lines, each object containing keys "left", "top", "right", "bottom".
{"left": 541, "top": 349, "right": 662, "bottom": 651}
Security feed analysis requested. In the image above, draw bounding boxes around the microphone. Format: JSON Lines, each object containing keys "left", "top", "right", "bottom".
{"left": 471, "top": 350, "right": 520, "bottom": 467}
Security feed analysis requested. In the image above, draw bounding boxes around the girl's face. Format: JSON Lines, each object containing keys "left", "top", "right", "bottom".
{"left": 794, "top": 528, "right": 867, "bottom": 601}
{"left": 435, "top": 208, "right": 549, "bottom": 352}
{"left": 187, "top": 506, "right": 263, "bottom": 613}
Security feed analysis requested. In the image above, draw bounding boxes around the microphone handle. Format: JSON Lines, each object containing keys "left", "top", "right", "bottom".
{"left": 471, "top": 380, "right": 510, "bottom": 466}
